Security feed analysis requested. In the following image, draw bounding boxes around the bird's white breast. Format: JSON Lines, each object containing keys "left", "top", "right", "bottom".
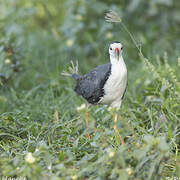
{"left": 100, "top": 58, "right": 127, "bottom": 109}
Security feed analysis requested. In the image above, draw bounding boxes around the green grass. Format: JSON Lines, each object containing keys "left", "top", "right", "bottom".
{"left": 0, "top": 10, "right": 180, "bottom": 180}
{"left": 0, "top": 31, "right": 180, "bottom": 180}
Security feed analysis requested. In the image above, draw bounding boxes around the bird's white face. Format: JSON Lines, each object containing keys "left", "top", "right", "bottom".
{"left": 109, "top": 42, "right": 123, "bottom": 60}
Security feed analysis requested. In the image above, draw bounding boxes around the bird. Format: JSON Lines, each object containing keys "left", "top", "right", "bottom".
{"left": 72, "top": 41, "right": 127, "bottom": 110}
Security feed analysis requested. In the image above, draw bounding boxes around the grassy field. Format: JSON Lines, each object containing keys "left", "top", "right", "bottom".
{"left": 0, "top": 1, "right": 180, "bottom": 180}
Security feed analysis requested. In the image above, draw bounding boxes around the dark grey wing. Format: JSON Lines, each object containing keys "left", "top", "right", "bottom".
{"left": 74, "top": 63, "right": 111, "bottom": 104}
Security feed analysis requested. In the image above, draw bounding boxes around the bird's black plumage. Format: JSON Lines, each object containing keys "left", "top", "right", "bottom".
{"left": 72, "top": 63, "right": 111, "bottom": 104}
{"left": 112, "top": 41, "right": 120, "bottom": 44}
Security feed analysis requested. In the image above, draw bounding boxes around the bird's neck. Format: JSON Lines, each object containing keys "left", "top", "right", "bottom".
{"left": 110, "top": 55, "right": 126, "bottom": 67}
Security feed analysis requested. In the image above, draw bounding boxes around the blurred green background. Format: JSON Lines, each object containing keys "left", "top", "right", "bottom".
{"left": 0, "top": 0, "right": 180, "bottom": 179}
{"left": 0, "top": 0, "right": 180, "bottom": 94}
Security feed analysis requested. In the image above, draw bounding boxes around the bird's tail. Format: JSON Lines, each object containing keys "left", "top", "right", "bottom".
{"left": 72, "top": 73, "right": 81, "bottom": 80}
{"left": 61, "top": 61, "right": 79, "bottom": 77}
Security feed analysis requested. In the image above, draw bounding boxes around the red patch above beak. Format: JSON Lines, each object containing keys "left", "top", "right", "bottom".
{"left": 115, "top": 48, "right": 119, "bottom": 54}
{"left": 115, "top": 48, "right": 119, "bottom": 57}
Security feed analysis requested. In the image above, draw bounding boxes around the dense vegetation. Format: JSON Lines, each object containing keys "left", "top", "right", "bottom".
{"left": 0, "top": 0, "right": 180, "bottom": 179}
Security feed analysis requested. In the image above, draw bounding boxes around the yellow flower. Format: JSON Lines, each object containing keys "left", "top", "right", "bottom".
{"left": 5, "top": 59, "right": 11, "bottom": 64}
{"left": 126, "top": 167, "right": 133, "bottom": 175}
{"left": 66, "top": 39, "right": 74, "bottom": 47}
{"left": 48, "top": 164, "right": 52, "bottom": 170}
{"left": 25, "top": 152, "right": 35, "bottom": 164}
{"left": 108, "top": 106, "right": 113, "bottom": 111}
{"left": 35, "top": 148, "right": 39, "bottom": 152}
{"left": 106, "top": 32, "right": 113, "bottom": 39}
{"left": 107, "top": 148, "right": 115, "bottom": 158}
{"left": 76, "top": 103, "right": 86, "bottom": 112}
{"left": 71, "top": 175, "right": 78, "bottom": 180}
{"left": 109, "top": 151, "right": 115, "bottom": 158}
{"left": 136, "top": 142, "right": 140, "bottom": 148}
{"left": 76, "top": 14, "right": 83, "bottom": 21}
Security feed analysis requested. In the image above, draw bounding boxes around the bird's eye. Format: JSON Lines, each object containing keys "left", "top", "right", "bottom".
{"left": 110, "top": 47, "right": 112, "bottom": 50}
{"left": 121, "top": 47, "right": 123, "bottom": 50}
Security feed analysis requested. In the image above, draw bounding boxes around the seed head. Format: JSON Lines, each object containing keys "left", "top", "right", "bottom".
{"left": 105, "top": 10, "right": 122, "bottom": 23}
